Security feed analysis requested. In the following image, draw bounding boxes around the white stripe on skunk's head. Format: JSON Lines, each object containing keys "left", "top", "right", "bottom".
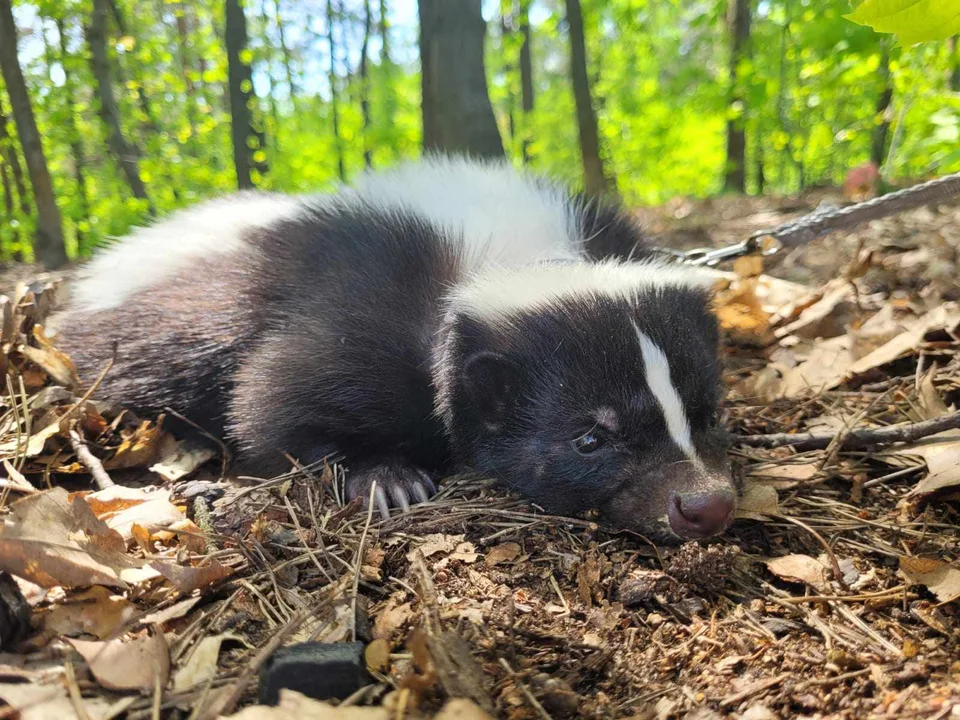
{"left": 434, "top": 258, "right": 736, "bottom": 544}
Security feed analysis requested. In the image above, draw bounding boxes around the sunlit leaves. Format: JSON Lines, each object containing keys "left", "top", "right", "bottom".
{"left": 847, "top": 0, "right": 960, "bottom": 46}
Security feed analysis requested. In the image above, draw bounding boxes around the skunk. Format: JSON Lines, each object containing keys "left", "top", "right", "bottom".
{"left": 51, "top": 156, "right": 737, "bottom": 543}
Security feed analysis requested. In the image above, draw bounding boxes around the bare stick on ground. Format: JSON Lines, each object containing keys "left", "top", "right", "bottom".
{"left": 735, "top": 410, "right": 960, "bottom": 451}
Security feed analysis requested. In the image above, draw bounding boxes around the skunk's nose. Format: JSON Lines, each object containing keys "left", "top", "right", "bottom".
{"left": 668, "top": 489, "right": 736, "bottom": 539}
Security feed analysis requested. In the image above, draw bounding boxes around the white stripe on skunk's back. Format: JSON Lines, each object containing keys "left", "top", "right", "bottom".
{"left": 68, "top": 191, "right": 306, "bottom": 313}
{"left": 350, "top": 155, "right": 581, "bottom": 268}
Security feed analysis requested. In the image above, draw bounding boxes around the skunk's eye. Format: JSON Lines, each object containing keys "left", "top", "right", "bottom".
{"left": 572, "top": 431, "right": 605, "bottom": 455}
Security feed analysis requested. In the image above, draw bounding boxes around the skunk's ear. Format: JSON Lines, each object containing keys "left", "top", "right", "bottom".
{"left": 461, "top": 351, "right": 517, "bottom": 422}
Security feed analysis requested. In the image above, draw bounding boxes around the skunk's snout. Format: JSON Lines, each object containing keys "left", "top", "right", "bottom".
{"left": 668, "top": 487, "right": 737, "bottom": 539}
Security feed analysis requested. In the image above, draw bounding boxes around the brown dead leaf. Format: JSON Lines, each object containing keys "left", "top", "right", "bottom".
{"left": 103, "top": 419, "right": 166, "bottom": 470}
{"left": 151, "top": 558, "right": 233, "bottom": 594}
{"left": 68, "top": 630, "right": 170, "bottom": 691}
{"left": 173, "top": 633, "right": 242, "bottom": 691}
{"left": 0, "top": 488, "right": 142, "bottom": 589}
{"left": 139, "top": 596, "right": 202, "bottom": 628}
{"left": 372, "top": 597, "right": 415, "bottom": 642}
{"left": 766, "top": 554, "right": 831, "bottom": 593}
{"left": 79, "top": 485, "right": 185, "bottom": 544}
{"left": 897, "top": 431, "right": 960, "bottom": 498}
{"left": 364, "top": 638, "right": 390, "bottom": 674}
{"left": 775, "top": 280, "right": 856, "bottom": 340}
{"left": 17, "top": 324, "right": 80, "bottom": 388}
{"left": 735, "top": 482, "right": 780, "bottom": 520}
{"left": 485, "top": 542, "right": 521, "bottom": 566}
{"left": 42, "top": 586, "right": 136, "bottom": 640}
{"left": 407, "top": 533, "right": 467, "bottom": 562}
{"left": 715, "top": 277, "right": 774, "bottom": 345}
{"left": 899, "top": 557, "right": 960, "bottom": 604}
{"left": 433, "top": 699, "right": 496, "bottom": 720}
{"left": 0, "top": 680, "right": 123, "bottom": 720}
{"left": 223, "top": 690, "right": 389, "bottom": 719}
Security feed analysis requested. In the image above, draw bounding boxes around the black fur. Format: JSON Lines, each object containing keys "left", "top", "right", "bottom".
{"left": 55, "top": 179, "right": 735, "bottom": 541}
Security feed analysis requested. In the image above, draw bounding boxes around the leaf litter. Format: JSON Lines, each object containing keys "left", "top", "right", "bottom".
{"left": 1, "top": 193, "right": 960, "bottom": 718}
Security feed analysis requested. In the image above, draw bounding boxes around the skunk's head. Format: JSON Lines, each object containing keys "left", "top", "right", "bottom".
{"left": 436, "top": 260, "right": 736, "bottom": 544}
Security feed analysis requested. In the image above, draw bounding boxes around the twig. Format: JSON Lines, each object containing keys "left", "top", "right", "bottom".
{"left": 498, "top": 659, "right": 552, "bottom": 720}
{"left": 68, "top": 429, "right": 114, "bottom": 489}
{"left": 63, "top": 660, "right": 92, "bottom": 720}
{"left": 734, "top": 410, "right": 960, "bottom": 450}
{"left": 718, "top": 672, "right": 789, "bottom": 709}
{"left": 351, "top": 480, "right": 377, "bottom": 642}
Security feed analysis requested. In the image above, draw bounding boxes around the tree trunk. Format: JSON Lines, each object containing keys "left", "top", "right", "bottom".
{"left": 950, "top": 36, "right": 960, "bottom": 93}
{"left": 106, "top": 0, "right": 160, "bottom": 134}
{"left": 326, "top": 0, "right": 346, "bottom": 181}
{"left": 359, "top": 0, "right": 373, "bottom": 168}
{"left": 273, "top": 0, "right": 297, "bottom": 100}
{"left": 379, "top": 0, "right": 390, "bottom": 64}
{"left": 518, "top": 0, "right": 534, "bottom": 164}
{"left": 56, "top": 17, "right": 93, "bottom": 252}
{"left": 871, "top": 41, "right": 893, "bottom": 168}
{"left": 0, "top": 100, "right": 28, "bottom": 261}
{"left": 564, "top": 0, "right": 607, "bottom": 196}
{"left": 0, "top": 0, "right": 68, "bottom": 268}
{"left": 723, "top": 0, "right": 751, "bottom": 193}
{"left": 225, "top": 0, "right": 267, "bottom": 189}
{"left": 87, "top": 0, "right": 153, "bottom": 210}
{"left": 418, "top": 0, "right": 504, "bottom": 158}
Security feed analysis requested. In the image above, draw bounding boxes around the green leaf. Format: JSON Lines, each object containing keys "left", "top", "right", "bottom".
{"left": 846, "top": 0, "right": 960, "bottom": 45}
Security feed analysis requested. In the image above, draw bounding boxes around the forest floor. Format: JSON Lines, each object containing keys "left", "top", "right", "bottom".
{"left": 1, "top": 187, "right": 960, "bottom": 720}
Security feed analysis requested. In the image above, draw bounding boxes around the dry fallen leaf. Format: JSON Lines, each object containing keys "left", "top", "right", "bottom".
{"left": 151, "top": 558, "right": 233, "bottom": 594}
{"left": 364, "top": 638, "right": 390, "bottom": 674}
{"left": 103, "top": 419, "right": 166, "bottom": 470}
{"left": 79, "top": 485, "right": 185, "bottom": 544}
{"left": 149, "top": 437, "right": 216, "bottom": 481}
{"left": 18, "top": 324, "right": 80, "bottom": 388}
{"left": 0, "top": 680, "right": 124, "bottom": 720}
{"left": 766, "top": 554, "right": 831, "bottom": 593}
{"left": 173, "top": 633, "right": 237, "bottom": 692}
{"left": 68, "top": 630, "right": 170, "bottom": 692}
{"left": 372, "top": 597, "right": 415, "bottom": 642}
{"left": 42, "top": 586, "right": 136, "bottom": 640}
{"left": 222, "top": 690, "right": 389, "bottom": 719}
{"left": 0, "top": 488, "right": 143, "bottom": 589}
{"left": 899, "top": 557, "right": 960, "bottom": 604}
{"left": 735, "top": 482, "right": 780, "bottom": 520}
{"left": 485, "top": 542, "right": 521, "bottom": 566}
{"left": 896, "top": 431, "right": 960, "bottom": 498}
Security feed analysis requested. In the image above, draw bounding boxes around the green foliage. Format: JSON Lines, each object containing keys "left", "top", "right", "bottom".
{"left": 0, "top": 0, "right": 957, "bottom": 262}
{"left": 847, "top": 0, "right": 960, "bottom": 45}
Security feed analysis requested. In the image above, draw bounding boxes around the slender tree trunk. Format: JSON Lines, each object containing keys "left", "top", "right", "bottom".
{"left": 225, "top": 0, "right": 267, "bottom": 188}
{"left": 105, "top": 0, "right": 161, "bottom": 134}
{"left": 755, "top": 137, "right": 765, "bottom": 193}
{"left": 518, "top": 0, "right": 534, "bottom": 164}
{"left": 950, "top": 36, "right": 960, "bottom": 92}
{"left": 175, "top": 8, "right": 200, "bottom": 152}
{"left": 56, "top": 17, "right": 92, "bottom": 253}
{"left": 419, "top": 0, "right": 504, "bottom": 158}
{"left": 500, "top": 15, "right": 516, "bottom": 148}
{"left": 723, "top": 0, "right": 751, "bottom": 193}
{"left": 87, "top": 0, "right": 153, "bottom": 210}
{"left": 564, "top": 0, "right": 607, "bottom": 196}
{"left": 359, "top": 0, "right": 373, "bottom": 168}
{"left": 379, "top": 0, "right": 390, "bottom": 64}
{"left": 273, "top": 0, "right": 297, "bottom": 100}
{"left": 871, "top": 41, "right": 893, "bottom": 168}
{"left": 0, "top": 103, "right": 27, "bottom": 261}
{"left": 258, "top": 0, "right": 281, "bottom": 150}
{"left": 0, "top": 0, "right": 68, "bottom": 267}
{"left": 327, "top": 0, "right": 346, "bottom": 181}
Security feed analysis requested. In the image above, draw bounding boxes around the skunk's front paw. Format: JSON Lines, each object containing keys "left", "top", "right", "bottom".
{"left": 345, "top": 460, "right": 438, "bottom": 517}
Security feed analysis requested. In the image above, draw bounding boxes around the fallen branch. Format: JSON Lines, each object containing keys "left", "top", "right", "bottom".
{"left": 734, "top": 410, "right": 960, "bottom": 451}
{"left": 68, "top": 429, "right": 115, "bottom": 490}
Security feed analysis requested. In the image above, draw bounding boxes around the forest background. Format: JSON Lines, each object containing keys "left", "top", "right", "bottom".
{"left": 0, "top": 0, "right": 957, "bottom": 267}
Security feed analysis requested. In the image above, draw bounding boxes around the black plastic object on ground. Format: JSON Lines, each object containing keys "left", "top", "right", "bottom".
{"left": 258, "top": 641, "right": 373, "bottom": 705}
